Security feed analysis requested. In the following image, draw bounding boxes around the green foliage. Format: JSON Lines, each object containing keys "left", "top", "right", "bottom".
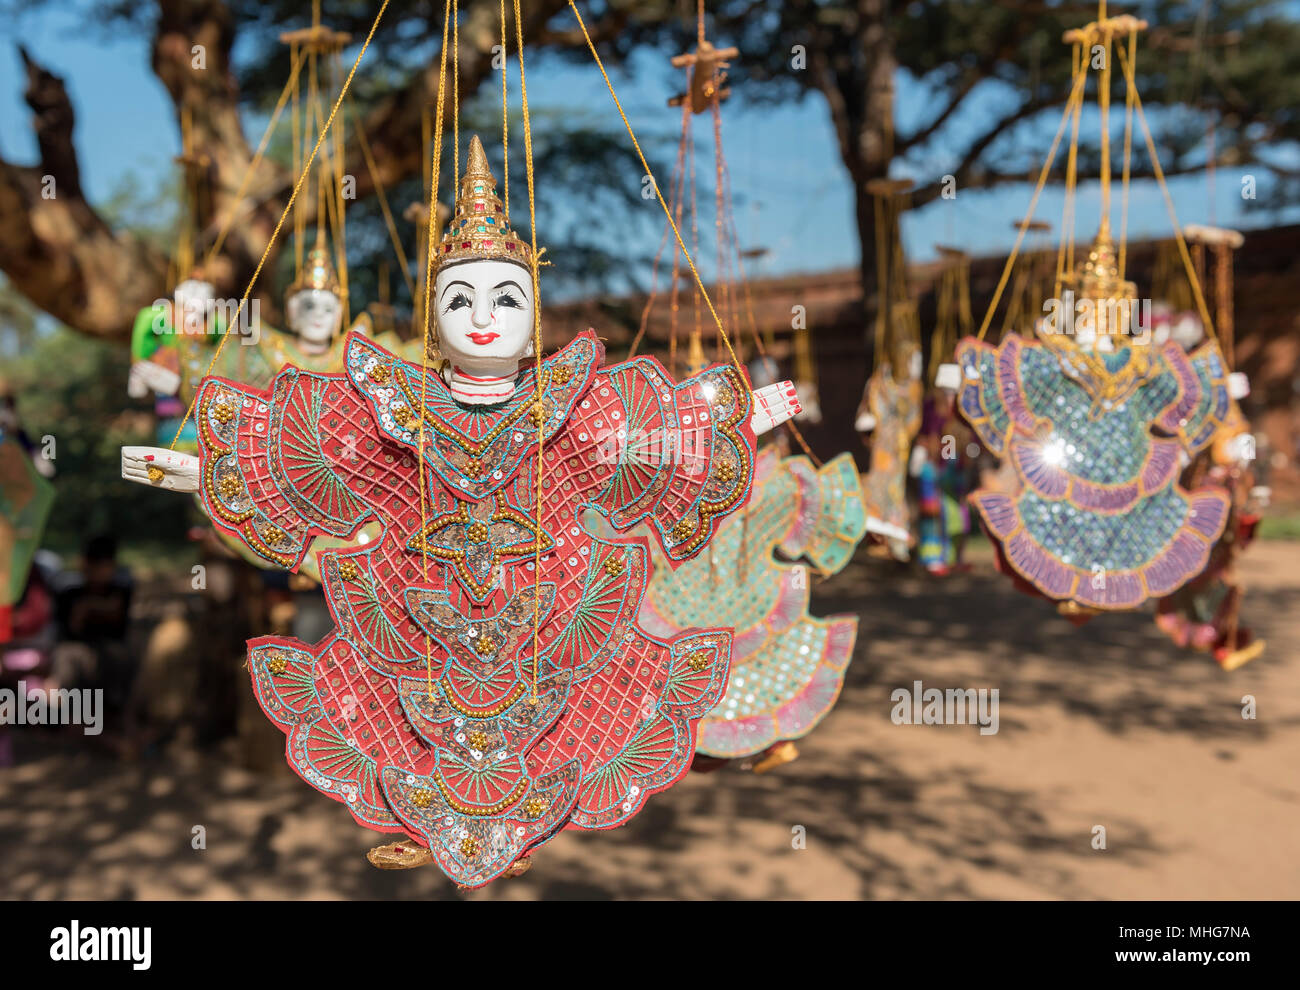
{"left": 597, "top": 0, "right": 1300, "bottom": 204}
{"left": 1, "top": 291, "right": 194, "bottom": 557}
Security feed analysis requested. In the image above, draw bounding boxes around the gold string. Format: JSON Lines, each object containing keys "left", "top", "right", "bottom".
{"left": 498, "top": 0, "right": 510, "bottom": 218}
{"left": 567, "top": 0, "right": 747, "bottom": 381}
{"left": 1098, "top": 28, "right": 1113, "bottom": 230}
{"left": 453, "top": 1, "right": 460, "bottom": 194}
{"left": 1115, "top": 42, "right": 1217, "bottom": 341}
{"left": 168, "top": 0, "right": 392, "bottom": 451}
{"left": 1055, "top": 43, "right": 1082, "bottom": 297}
{"left": 977, "top": 64, "right": 1088, "bottom": 341}
{"left": 1118, "top": 30, "right": 1136, "bottom": 279}
{"left": 205, "top": 48, "right": 306, "bottom": 268}
{"left": 1062, "top": 43, "right": 1085, "bottom": 295}
{"left": 420, "top": 0, "right": 454, "bottom": 701}
{"left": 512, "top": 0, "right": 545, "bottom": 705}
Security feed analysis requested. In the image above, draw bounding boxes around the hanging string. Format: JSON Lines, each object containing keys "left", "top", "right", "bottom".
{"left": 348, "top": 96, "right": 418, "bottom": 299}
{"left": 499, "top": 0, "right": 510, "bottom": 218}
{"left": 668, "top": 75, "right": 692, "bottom": 378}
{"left": 453, "top": 0, "right": 460, "bottom": 194}
{"left": 567, "top": 0, "right": 747, "bottom": 381}
{"left": 712, "top": 97, "right": 730, "bottom": 364}
{"left": 1117, "top": 30, "right": 1136, "bottom": 279}
{"left": 977, "top": 63, "right": 1088, "bottom": 340}
{"left": 205, "top": 47, "right": 306, "bottom": 269}
{"left": 419, "top": 0, "right": 454, "bottom": 700}
{"left": 1115, "top": 41, "right": 1217, "bottom": 340}
{"left": 413, "top": 102, "right": 433, "bottom": 333}
{"left": 167, "top": 0, "right": 392, "bottom": 450}
{"left": 306, "top": 34, "right": 320, "bottom": 277}
{"left": 1097, "top": 27, "right": 1113, "bottom": 231}
{"left": 510, "top": 0, "right": 546, "bottom": 704}
{"left": 1056, "top": 43, "right": 1084, "bottom": 298}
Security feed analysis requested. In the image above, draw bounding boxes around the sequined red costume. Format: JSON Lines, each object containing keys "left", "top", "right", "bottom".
{"left": 193, "top": 328, "right": 756, "bottom": 886}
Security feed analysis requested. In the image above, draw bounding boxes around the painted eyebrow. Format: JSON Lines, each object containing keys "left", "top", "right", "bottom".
{"left": 440, "top": 280, "right": 474, "bottom": 301}
{"left": 493, "top": 280, "right": 527, "bottom": 296}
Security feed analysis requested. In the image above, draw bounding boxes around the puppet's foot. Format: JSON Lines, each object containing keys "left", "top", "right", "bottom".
{"left": 1057, "top": 601, "right": 1101, "bottom": 625}
{"left": 1216, "top": 638, "right": 1265, "bottom": 672}
{"left": 503, "top": 856, "right": 532, "bottom": 879}
{"left": 753, "top": 741, "right": 798, "bottom": 774}
{"left": 367, "top": 841, "right": 434, "bottom": 870}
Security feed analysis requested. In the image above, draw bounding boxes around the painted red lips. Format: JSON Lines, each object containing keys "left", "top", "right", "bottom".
{"left": 467, "top": 332, "right": 500, "bottom": 345}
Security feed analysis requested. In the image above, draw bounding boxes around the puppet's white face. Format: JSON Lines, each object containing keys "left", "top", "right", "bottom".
{"left": 174, "top": 279, "right": 214, "bottom": 335}
{"left": 434, "top": 259, "right": 534, "bottom": 371}
{"left": 287, "top": 288, "right": 344, "bottom": 348}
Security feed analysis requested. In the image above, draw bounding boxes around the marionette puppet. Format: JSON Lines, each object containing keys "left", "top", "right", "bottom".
{"left": 638, "top": 449, "right": 865, "bottom": 772}
{"left": 857, "top": 337, "right": 924, "bottom": 558}
{"left": 128, "top": 233, "right": 420, "bottom": 451}
{"left": 953, "top": 230, "right": 1240, "bottom": 612}
{"left": 912, "top": 386, "right": 976, "bottom": 577}
{"left": 943, "top": 11, "right": 1254, "bottom": 619}
{"left": 122, "top": 136, "right": 800, "bottom": 888}
{"left": 128, "top": 274, "right": 220, "bottom": 449}
{"left": 1148, "top": 226, "right": 1263, "bottom": 668}
{"left": 856, "top": 180, "right": 924, "bottom": 560}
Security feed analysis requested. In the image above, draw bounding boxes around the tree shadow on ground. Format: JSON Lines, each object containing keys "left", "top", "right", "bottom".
{"left": 0, "top": 542, "right": 1292, "bottom": 900}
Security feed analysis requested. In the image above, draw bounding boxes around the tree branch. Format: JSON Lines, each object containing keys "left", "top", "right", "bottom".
{"left": 0, "top": 49, "right": 169, "bottom": 337}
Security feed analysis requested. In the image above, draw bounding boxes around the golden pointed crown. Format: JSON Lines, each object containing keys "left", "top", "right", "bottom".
{"left": 1077, "top": 226, "right": 1136, "bottom": 304}
{"left": 435, "top": 135, "right": 532, "bottom": 274}
{"left": 1073, "top": 225, "right": 1138, "bottom": 338}
{"left": 287, "top": 227, "right": 341, "bottom": 297}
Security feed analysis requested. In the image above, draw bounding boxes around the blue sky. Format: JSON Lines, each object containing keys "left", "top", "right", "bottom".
{"left": 1, "top": 3, "right": 1297, "bottom": 308}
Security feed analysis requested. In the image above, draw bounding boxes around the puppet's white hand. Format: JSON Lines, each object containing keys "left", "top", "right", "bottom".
{"left": 128, "top": 361, "right": 181, "bottom": 399}
{"left": 750, "top": 381, "right": 801, "bottom": 437}
{"left": 121, "top": 446, "right": 200, "bottom": 492}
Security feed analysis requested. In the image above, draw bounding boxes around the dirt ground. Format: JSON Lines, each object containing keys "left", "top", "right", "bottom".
{"left": 2, "top": 539, "right": 1297, "bottom": 901}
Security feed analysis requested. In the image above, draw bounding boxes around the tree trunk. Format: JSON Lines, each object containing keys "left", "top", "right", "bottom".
{"left": 800, "top": 0, "right": 896, "bottom": 466}
{"left": 0, "top": 0, "right": 574, "bottom": 342}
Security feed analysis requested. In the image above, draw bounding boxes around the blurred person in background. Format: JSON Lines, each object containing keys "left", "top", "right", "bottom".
{"left": 50, "top": 534, "right": 135, "bottom": 749}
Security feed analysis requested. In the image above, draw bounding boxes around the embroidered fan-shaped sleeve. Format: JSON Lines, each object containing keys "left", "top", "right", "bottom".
{"left": 1159, "top": 340, "right": 1235, "bottom": 455}
{"left": 195, "top": 369, "right": 373, "bottom": 569}
{"left": 593, "top": 357, "right": 756, "bottom": 562}
{"left": 954, "top": 336, "right": 1017, "bottom": 455}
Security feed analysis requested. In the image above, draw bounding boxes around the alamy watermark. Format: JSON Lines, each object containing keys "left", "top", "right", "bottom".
{"left": 1038, "top": 291, "right": 1155, "bottom": 342}
{"left": 151, "top": 297, "right": 263, "bottom": 345}
{"left": 890, "top": 679, "right": 999, "bottom": 735}
{"left": 0, "top": 682, "right": 103, "bottom": 735}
